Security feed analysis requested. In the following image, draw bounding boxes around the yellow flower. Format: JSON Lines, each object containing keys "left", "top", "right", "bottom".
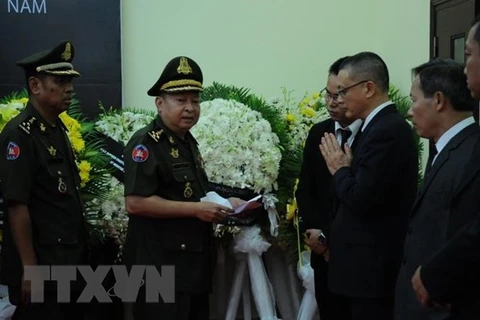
{"left": 299, "top": 97, "right": 310, "bottom": 107}
{"left": 301, "top": 106, "right": 316, "bottom": 118}
{"left": 10, "top": 97, "right": 29, "bottom": 106}
{"left": 286, "top": 113, "right": 296, "bottom": 122}
{"left": 286, "top": 200, "right": 297, "bottom": 220}
{"left": 0, "top": 106, "right": 21, "bottom": 131}
{"left": 59, "top": 112, "right": 85, "bottom": 154}
{"left": 77, "top": 160, "right": 91, "bottom": 188}
{"left": 70, "top": 135, "right": 85, "bottom": 154}
{"left": 312, "top": 92, "right": 320, "bottom": 99}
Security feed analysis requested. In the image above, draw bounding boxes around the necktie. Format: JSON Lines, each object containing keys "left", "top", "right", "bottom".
{"left": 339, "top": 128, "right": 352, "bottom": 149}
{"left": 424, "top": 141, "right": 438, "bottom": 178}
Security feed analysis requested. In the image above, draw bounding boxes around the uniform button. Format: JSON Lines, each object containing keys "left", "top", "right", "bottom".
{"left": 408, "top": 227, "right": 413, "bottom": 234}
{"left": 402, "top": 256, "right": 406, "bottom": 264}
{"left": 57, "top": 238, "right": 62, "bottom": 243}
{"left": 180, "top": 244, "right": 186, "bottom": 250}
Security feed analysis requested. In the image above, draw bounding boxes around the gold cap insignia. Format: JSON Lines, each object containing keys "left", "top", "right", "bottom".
{"left": 177, "top": 57, "right": 193, "bottom": 75}
{"left": 184, "top": 182, "right": 193, "bottom": 198}
{"left": 170, "top": 148, "right": 179, "bottom": 158}
{"left": 61, "top": 42, "right": 72, "bottom": 61}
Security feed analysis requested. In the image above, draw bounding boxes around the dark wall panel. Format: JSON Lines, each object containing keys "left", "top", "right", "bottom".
{"left": 0, "top": 0, "right": 122, "bottom": 118}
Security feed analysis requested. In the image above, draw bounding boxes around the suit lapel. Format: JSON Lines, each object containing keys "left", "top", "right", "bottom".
{"left": 351, "top": 128, "right": 362, "bottom": 151}
{"left": 453, "top": 130, "right": 480, "bottom": 198}
{"left": 411, "top": 124, "right": 479, "bottom": 214}
{"left": 351, "top": 104, "right": 397, "bottom": 168}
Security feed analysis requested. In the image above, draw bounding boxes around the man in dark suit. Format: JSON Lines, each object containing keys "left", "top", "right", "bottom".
{"left": 319, "top": 52, "right": 418, "bottom": 320}
{"left": 411, "top": 15, "right": 480, "bottom": 319}
{"left": 394, "top": 59, "right": 480, "bottom": 320}
{"left": 298, "top": 56, "right": 362, "bottom": 320}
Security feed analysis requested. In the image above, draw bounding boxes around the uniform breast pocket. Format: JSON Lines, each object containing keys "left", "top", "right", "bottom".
{"left": 171, "top": 165, "right": 197, "bottom": 199}
{"left": 43, "top": 159, "right": 74, "bottom": 197}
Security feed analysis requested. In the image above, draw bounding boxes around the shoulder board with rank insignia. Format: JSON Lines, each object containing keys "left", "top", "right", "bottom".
{"left": 148, "top": 129, "right": 164, "bottom": 142}
{"left": 18, "top": 116, "right": 37, "bottom": 135}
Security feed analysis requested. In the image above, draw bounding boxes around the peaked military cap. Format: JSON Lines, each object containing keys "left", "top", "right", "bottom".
{"left": 147, "top": 56, "right": 203, "bottom": 96}
{"left": 16, "top": 41, "right": 80, "bottom": 77}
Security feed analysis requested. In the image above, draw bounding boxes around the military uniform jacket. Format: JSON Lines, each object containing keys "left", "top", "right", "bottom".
{"left": 0, "top": 103, "right": 87, "bottom": 286}
{"left": 123, "top": 116, "right": 213, "bottom": 294}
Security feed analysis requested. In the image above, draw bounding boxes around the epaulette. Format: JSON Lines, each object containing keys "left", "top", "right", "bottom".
{"left": 148, "top": 128, "right": 164, "bottom": 142}
{"left": 18, "top": 116, "right": 37, "bottom": 135}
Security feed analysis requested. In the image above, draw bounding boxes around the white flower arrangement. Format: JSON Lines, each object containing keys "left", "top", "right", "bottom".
{"left": 95, "top": 111, "right": 154, "bottom": 145}
{"left": 89, "top": 176, "right": 128, "bottom": 247}
{"left": 191, "top": 98, "right": 282, "bottom": 194}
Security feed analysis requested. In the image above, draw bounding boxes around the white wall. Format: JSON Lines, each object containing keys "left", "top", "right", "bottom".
{"left": 122, "top": 0, "right": 430, "bottom": 109}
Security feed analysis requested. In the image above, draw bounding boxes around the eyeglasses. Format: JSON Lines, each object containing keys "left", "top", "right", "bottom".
{"left": 321, "top": 88, "right": 339, "bottom": 102}
{"left": 337, "top": 80, "right": 370, "bottom": 98}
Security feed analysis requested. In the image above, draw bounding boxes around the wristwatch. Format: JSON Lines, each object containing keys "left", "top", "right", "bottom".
{"left": 318, "top": 230, "right": 327, "bottom": 244}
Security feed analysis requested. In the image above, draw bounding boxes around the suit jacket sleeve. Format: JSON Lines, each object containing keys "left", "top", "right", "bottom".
{"left": 422, "top": 214, "right": 480, "bottom": 304}
{"left": 296, "top": 122, "right": 332, "bottom": 234}
{"left": 333, "top": 119, "right": 415, "bottom": 216}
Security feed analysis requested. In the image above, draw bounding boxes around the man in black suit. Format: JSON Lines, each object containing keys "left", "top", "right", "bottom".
{"left": 394, "top": 59, "right": 480, "bottom": 320}
{"left": 319, "top": 52, "right": 418, "bottom": 320}
{"left": 411, "top": 15, "right": 480, "bottom": 319}
{"left": 297, "top": 56, "right": 362, "bottom": 320}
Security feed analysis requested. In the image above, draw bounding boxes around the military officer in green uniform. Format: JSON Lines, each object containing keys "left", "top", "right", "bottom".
{"left": 0, "top": 41, "right": 87, "bottom": 320}
{"left": 123, "top": 56, "right": 244, "bottom": 320}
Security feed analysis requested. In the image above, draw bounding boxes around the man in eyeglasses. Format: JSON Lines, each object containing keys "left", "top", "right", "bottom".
{"left": 297, "top": 56, "right": 362, "bottom": 320}
{"left": 319, "top": 52, "right": 418, "bottom": 320}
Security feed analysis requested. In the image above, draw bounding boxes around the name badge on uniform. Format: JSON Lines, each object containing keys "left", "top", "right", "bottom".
{"left": 184, "top": 182, "right": 193, "bottom": 198}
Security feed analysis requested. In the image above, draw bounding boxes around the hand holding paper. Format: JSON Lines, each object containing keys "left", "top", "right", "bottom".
{"left": 200, "top": 192, "right": 262, "bottom": 215}
{"left": 233, "top": 195, "right": 262, "bottom": 214}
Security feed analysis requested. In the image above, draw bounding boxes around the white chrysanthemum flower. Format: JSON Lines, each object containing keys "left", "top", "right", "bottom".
{"left": 191, "top": 98, "right": 282, "bottom": 194}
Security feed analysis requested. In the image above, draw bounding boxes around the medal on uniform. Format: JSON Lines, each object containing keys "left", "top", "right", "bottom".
{"left": 48, "top": 146, "right": 56, "bottom": 156}
{"left": 58, "top": 177, "right": 67, "bottom": 193}
{"left": 170, "top": 148, "right": 179, "bottom": 158}
{"left": 39, "top": 123, "right": 46, "bottom": 132}
{"left": 184, "top": 182, "right": 193, "bottom": 198}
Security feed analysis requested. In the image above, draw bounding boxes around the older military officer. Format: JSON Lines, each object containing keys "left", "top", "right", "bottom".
{"left": 123, "top": 56, "right": 243, "bottom": 320}
{"left": 0, "top": 41, "right": 87, "bottom": 320}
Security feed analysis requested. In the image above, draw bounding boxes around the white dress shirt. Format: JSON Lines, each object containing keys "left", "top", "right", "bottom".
{"left": 361, "top": 100, "right": 393, "bottom": 132}
{"left": 335, "top": 119, "right": 363, "bottom": 146}
{"left": 432, "top": 116, "right": 476, "bottom": 165}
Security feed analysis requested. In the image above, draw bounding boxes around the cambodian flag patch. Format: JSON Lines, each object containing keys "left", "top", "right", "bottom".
{"left": 132, "top": 144, "right": 149, "bottom": 162}
{"left": 6, "top": 142, "right": 20, "bottom": 160}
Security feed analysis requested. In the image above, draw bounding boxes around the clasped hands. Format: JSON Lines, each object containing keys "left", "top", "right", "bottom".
{"left": 319, "top": 133, "right": 352, "bottom": 175}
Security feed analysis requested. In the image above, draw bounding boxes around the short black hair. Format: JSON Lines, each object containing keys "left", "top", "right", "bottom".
{"left": 413, "top": 59, "right": 476, "bottom": 112}
{"left": 339, "top": 52, "right": 389, "bottom": 93}
{"left": 328, "top": 56, "right": 350, "bottom": 76}
{"left": 472, "top": 14, "right": 480, "bottom": 45}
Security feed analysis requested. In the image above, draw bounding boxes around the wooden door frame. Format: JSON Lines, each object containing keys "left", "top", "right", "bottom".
{"left": 430, "top": 0, "right": 480, "bottom": 58}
